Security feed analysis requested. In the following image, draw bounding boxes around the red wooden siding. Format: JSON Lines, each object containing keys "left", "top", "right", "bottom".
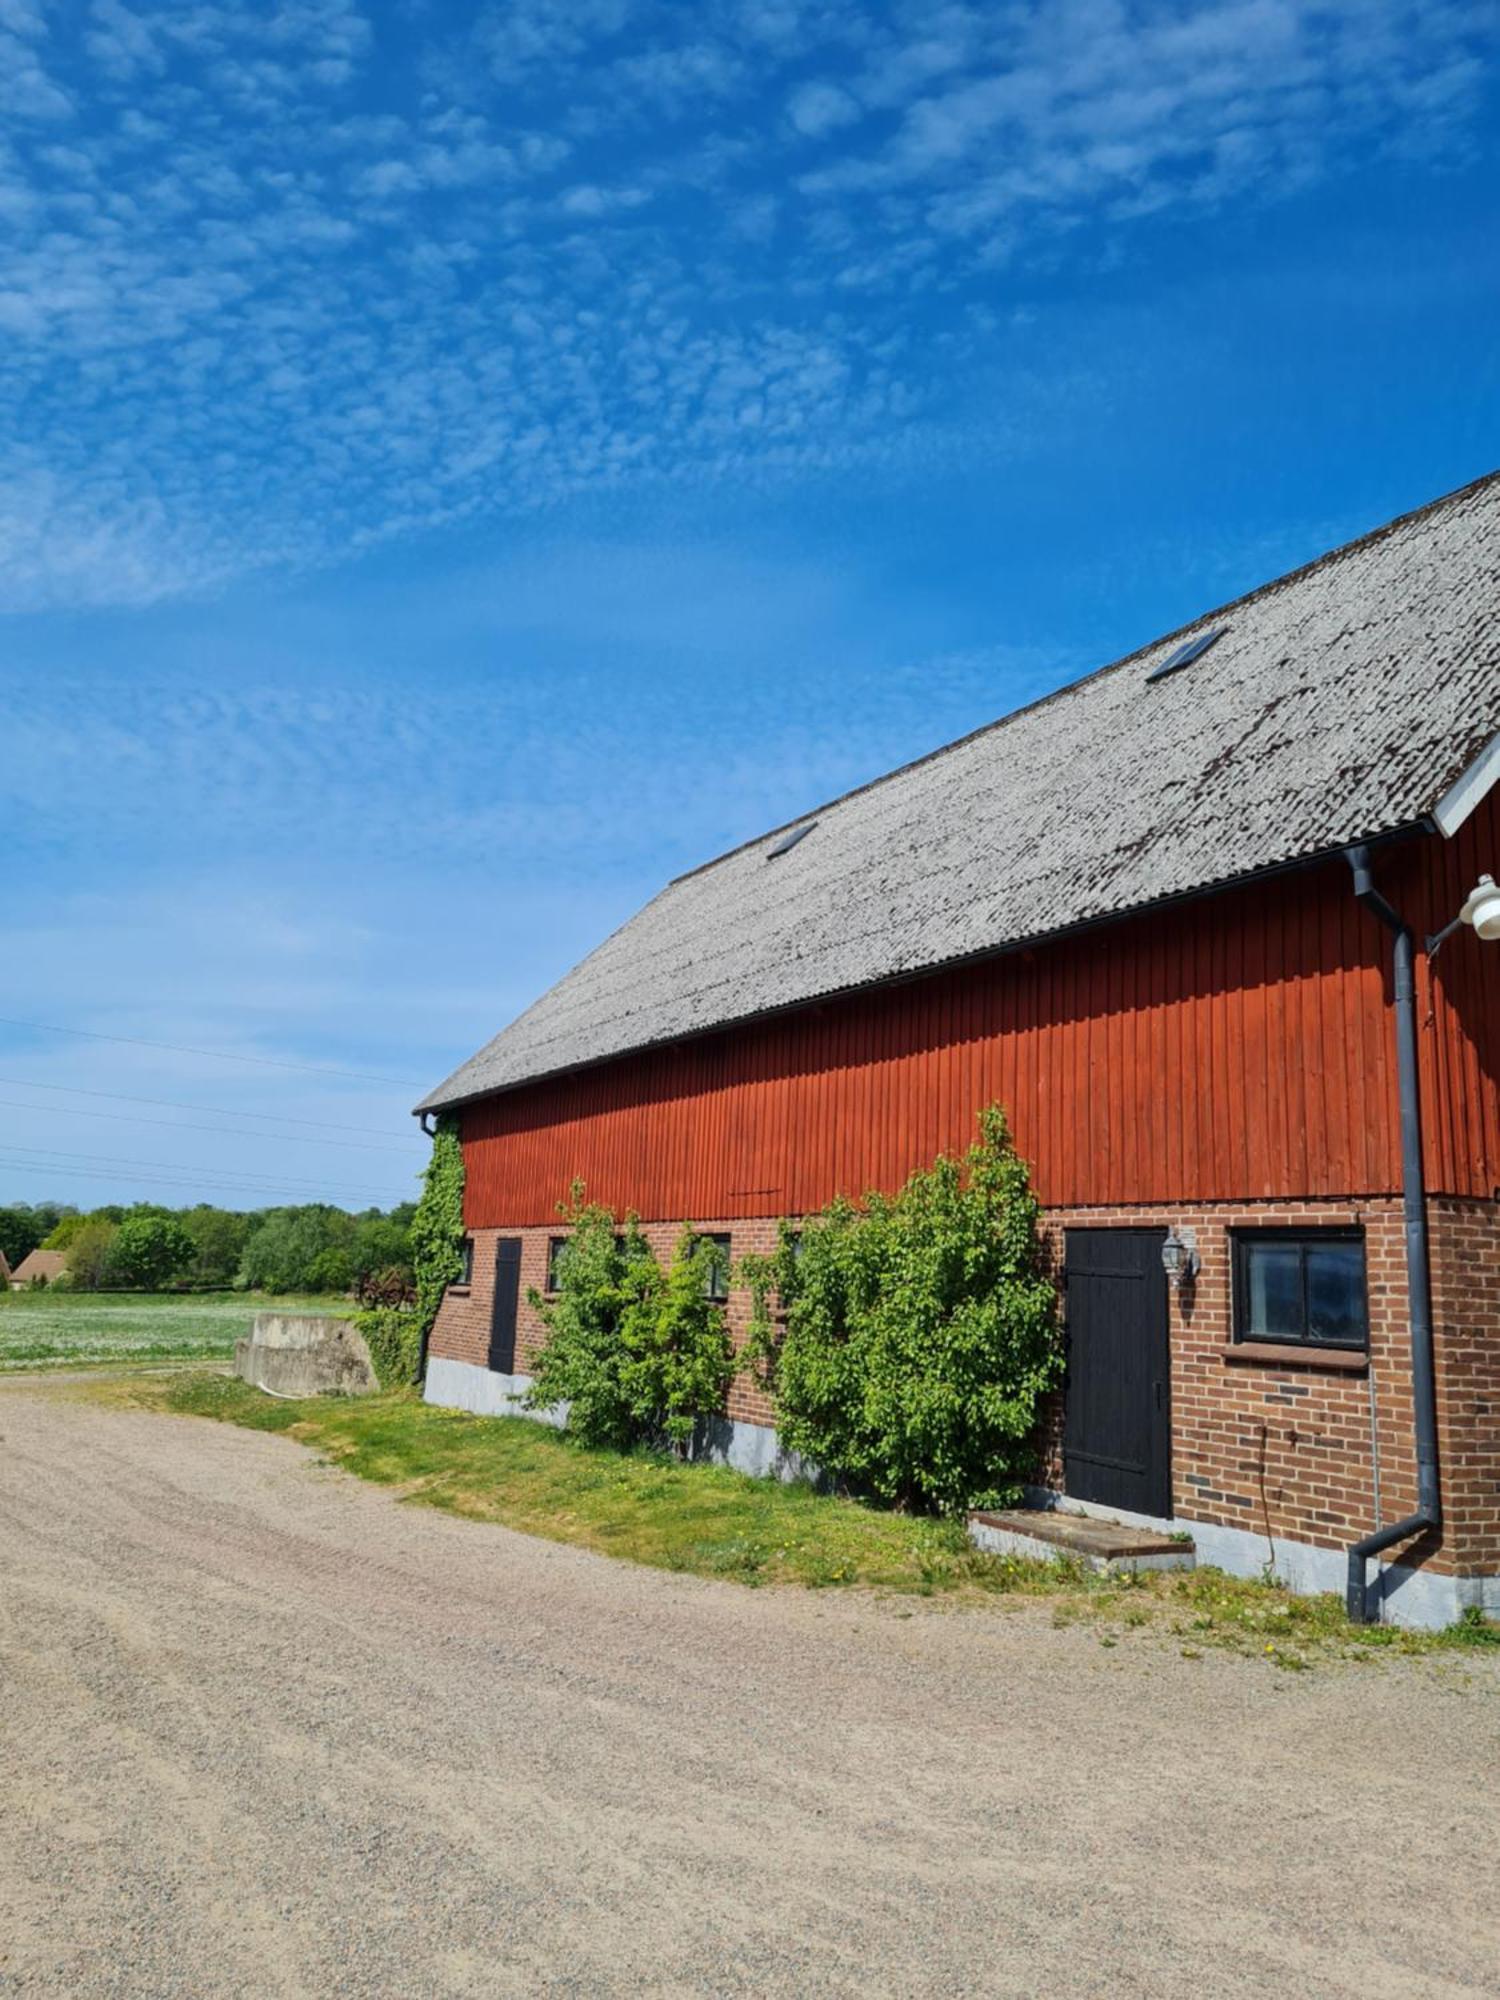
{"left": 461, "top": 800, "right": 1500, "bottom": 1227}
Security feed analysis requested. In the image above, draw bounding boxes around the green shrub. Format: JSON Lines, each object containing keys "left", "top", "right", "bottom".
{"left": 41, "top": 1214, "right": 89, "bottom": 1251}
{"left": 742, "top": 1107, "right": 1061, "bottom": 1516}
{"left": 619, "top": 1228, "right": 739, "bottom": 1450}
{"left": 524, "top": 1189, "right": 652, "bottom": 1450}
{"left": 355, "top": 1306, "right": 423, "bottom": 1390}
{"left": 239, "top": 1206, "right": 356, "bottom": 1293}
{"left": 305, "top": 1246, "right": 354, "bottom": 1294}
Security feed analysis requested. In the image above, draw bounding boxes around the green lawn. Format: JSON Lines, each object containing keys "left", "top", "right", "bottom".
{"left": 68, "top": 1370, "right": 1500, "bottom": 1668}
{"left": 0, "top": 1289, "right": 342, "bottom": 1372}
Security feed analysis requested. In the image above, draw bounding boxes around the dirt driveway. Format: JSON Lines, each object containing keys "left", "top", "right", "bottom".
{"left": 1, "top": 1384, "right": 1496, "bottom": 1998}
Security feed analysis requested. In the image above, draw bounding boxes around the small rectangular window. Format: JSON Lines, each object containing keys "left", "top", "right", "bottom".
{"left": 1147, "top": 626, "right": 1228, "bottom": 682}
{"left": 767, "top": 821, "right": 817, "bottom": 859}
{"left": 457, "top": 1236, "right": 474, "bottom": 1288}
{"left": 546, "top": 1235, "right": 569, "bottom": 1295}
{"left": 1233, "top": 1230, "right": 1367, "bottom": 1350}
{"left": 698, "top": 1232, "right": 732, "bottom": 1303}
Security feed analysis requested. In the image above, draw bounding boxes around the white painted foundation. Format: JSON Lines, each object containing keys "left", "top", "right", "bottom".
{"left": 1020, "top": 1487, "right": 1498, "bottom": 1631}
{"left": 423, "top": 1356, "right": 812, "bottom": 1481}
{"left": 423, "top": 1358, "right": 1490, "bottom": 1630}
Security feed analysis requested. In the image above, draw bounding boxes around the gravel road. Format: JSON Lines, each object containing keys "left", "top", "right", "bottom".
{"left": 1, "top": 1383, "right": 1497, "bottom": 1998}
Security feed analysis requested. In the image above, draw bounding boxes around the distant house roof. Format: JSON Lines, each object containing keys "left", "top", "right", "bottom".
{"left": 420, "top": 470, "right": 1500, "bottom": 1113}
{"left": 11, "top": 1249, "right": 67, "bottom": 1285}
{"left": 0, "top": 1249, "right": 10, "bottom": 1284}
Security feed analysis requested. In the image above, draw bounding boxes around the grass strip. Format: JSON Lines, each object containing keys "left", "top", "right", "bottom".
{"left": 73, "top": 1370, "right": 1500, "bottom": 1667}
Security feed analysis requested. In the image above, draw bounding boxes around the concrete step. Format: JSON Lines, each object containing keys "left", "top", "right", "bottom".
{"left": 968, "top": 1507, "right": 1196, "bottom": 1575}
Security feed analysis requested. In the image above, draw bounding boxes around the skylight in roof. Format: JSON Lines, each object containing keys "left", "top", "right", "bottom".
{"left": 767, "top": 820, "right": 817, "bottom": 858}
{"left": 1146, "top": 626, "right": 1228, "bottom": 682}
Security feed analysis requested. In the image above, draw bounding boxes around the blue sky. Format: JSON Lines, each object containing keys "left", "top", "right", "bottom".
{"left": 3, "top": 0, "right": 1498, "bottom": 1212}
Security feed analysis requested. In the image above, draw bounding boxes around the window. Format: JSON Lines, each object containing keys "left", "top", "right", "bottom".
{"left": 546, "top": 1235, "right": 569, "bottom": 1295}
{"left": 456, "top": 1236, "right": 474, "bottom": 1289}
{"left": 1146, "top": 625, "right": 1228, "bottom": 682}
{"left": 1233, "top": 1230, "right": 1367, "bottom": 1350}
{"left": 698, "top": 1232, "right": 732, "bottom": 1303}
{"left": 767, "top": 820, "right": 818, "bottom": 858}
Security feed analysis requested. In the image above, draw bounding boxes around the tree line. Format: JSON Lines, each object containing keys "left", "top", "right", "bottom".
{"left": 0, "top": 1200, "right": 416, "bottom": 1298}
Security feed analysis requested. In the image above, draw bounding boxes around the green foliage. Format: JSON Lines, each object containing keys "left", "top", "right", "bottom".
{"left": 351, "top": 1214, "right": 414, "bottom": 1291}
{"left": 41, "top": 1213, "right": 90, "bottom": 1251}
{"left": 180, "top": 1205, "right": 251, "bottom": 1288}
{"left": 238, "top": 1205, "right": 356, "bottom": 1294}
{"left": 524, "top": 1188, "right": 651, "bottom": 1449}
{"left": 1451, "top": 1605, "right": 1500, "bottom": 1646}
{"left": 354, "top": 1306, "right": 424, "bottom": 1390}
{"left": 528, "top": 1204, "right": 739, "bottom": 1452}
{"left": 411, "top": 1116, "right": 465, "bottom": 1337}
{"left": 742, "top": 1107, "right": 1061, "bottom": 1516}
{"left": 66, "top": 1218, "right": 119, "bottom": 1291}
{"left": 618, "top": 1228, "right": 739, "bottom": 1449}
{"left": 306, "top": 1245, "right": 355, "bottom": 1292}
{"left": 0, "top": 1203, "right": 74, "bottom": 1268}
{"left": 9, "top": 1194, "right": 412, "bottom": 1296}
{"left": 108, "top": 1212, "right": 195, "bottom": 1291}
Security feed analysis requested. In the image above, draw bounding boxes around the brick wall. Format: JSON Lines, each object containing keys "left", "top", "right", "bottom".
{"left": 1428, "top": 1196, "right": 1500, "bottom": 1578}
{"left": 429, "top": 1217, "right": 783, "bottom": 1429}
{"left": 429, "top": 1195, "right": 1500, "bottom": 1577}
{"left": 1039, "top": 1201, "right": 1417, "bottom": 1562}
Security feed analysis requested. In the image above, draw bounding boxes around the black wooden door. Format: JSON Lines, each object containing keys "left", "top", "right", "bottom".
{"left": 487, "top": 1237, "right": 522, "bottom": 1375}
{"left": 1062, "top": 1229, "right": 1171, "bottom": 1517}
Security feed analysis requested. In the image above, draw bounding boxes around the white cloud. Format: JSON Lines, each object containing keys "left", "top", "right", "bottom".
{"left": 0, "top": 0, "right": 1491, "bottom": 608}
{"left": 787, "top": 79, "right": 861, "bottom": 136}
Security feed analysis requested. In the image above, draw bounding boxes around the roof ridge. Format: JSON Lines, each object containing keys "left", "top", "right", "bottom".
{"left": 667, "top": 463, "right": 1500, "bottom": 888}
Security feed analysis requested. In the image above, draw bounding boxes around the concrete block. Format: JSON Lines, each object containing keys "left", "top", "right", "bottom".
{"left": 235, "top": 1313, "right": 378, "bottom": 1398}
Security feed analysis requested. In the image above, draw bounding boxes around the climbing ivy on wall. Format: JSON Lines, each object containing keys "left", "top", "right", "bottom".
{"left": 355, "top": 1114, "right": 466, "bottom": 1390}
{"left": 411, "top": 1114, "right": 467, "bottom": 1338}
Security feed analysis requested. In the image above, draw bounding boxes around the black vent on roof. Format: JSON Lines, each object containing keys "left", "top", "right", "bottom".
{"left": 1147, "top": 626, "right": 1228, "bottom": 682}
{"left": 767, "top": 820, "right": 817, "bottom": 858}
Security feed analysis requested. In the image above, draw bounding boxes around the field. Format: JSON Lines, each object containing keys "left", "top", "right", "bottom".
{"left": 0, "top": 1288, "right": 340, "bottom": 1372}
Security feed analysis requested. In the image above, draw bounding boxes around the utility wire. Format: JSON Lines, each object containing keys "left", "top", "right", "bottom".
{"left": 0, "top": 1096, "right": 418, "bottom": 1156}
{"left": 0, "top": 1142, "right": 412, "bottom": 1202}
{"left": 0, "top": 1017, "right": 422, "bottom": 1087}
{"left": 0, "top": 1075, "right": 420, "bottom": 1141}
{"left": 0, "top": 1155, "right": 411, "bottom": 1207}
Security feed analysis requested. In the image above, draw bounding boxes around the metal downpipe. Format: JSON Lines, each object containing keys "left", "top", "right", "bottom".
{"left": 1344, "top": 846, "right": 1441, "bottom": 1621}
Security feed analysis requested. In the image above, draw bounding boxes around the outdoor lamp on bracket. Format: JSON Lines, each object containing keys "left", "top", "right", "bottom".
{"left": 1427, "top": 873, "right": 1500, "bottom": 957}
{"left": 1160, "top": 1226, "right": 1200, "bottom": 1290}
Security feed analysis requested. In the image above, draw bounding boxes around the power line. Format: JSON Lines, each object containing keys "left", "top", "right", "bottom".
{"left": 0, "top": 1143, "right": 413, "bottom": 1203}
{"left": 0, "top": 1096, "right": 419, "bottom": 1156}
{"left": 0, "top": 1075, "right": 421, "bottom": 1141}
{"left": 0, "top": 1155, "right": 411, "bottom": 1207}
{"left": 0, "top": 1018, "right": 422, "bottom": 1087}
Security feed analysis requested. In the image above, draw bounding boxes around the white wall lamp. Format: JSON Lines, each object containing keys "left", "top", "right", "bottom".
{"left": 1161, "top": 1226, "right": 1200, "bottom": 1290}
{"left": 1427, "top": 873, "right": 1500, "bottom": 958}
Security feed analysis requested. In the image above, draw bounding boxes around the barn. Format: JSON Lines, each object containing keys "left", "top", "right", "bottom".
{"left": 417, "top": 471, "right": 1500, "bottom": 1629}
